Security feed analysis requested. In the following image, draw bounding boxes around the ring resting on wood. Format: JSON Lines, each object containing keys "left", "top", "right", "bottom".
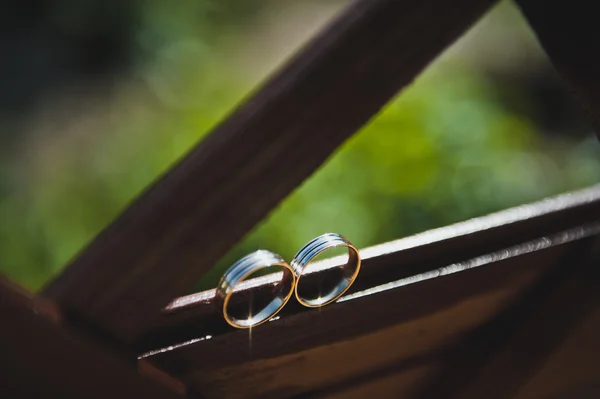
{"left": 215, "top": 250, "right": 295, "bottom": 328}
{"left": 292, "top": 233, "right": 362, "bottom": 307}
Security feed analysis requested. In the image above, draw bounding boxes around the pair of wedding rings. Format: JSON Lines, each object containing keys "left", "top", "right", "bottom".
{"left": 216, "top": 233, "right": 361, "bottom": 328}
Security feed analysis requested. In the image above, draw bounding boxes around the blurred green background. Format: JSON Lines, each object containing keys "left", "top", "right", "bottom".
{"left": 1, "top": 0, "right": 599, "bottom": 291}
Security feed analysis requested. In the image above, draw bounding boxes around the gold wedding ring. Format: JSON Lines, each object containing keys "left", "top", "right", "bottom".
{"left": 216, "top": 250, "right": 295, "bottom": 328}
{"left": 291, "top": 233, "right": 361, "bottom": 307}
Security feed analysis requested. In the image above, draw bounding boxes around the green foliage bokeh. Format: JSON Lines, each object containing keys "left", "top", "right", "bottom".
{"left": 1, "top": 1, "right": 599, "bottom": 291}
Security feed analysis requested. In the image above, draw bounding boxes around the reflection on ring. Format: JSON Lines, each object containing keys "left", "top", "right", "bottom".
{"left": 291, "top": 233, "right": 361, "bottom": 308}
{"left": 215, "top": 250, "right": 295, "bottom": 329}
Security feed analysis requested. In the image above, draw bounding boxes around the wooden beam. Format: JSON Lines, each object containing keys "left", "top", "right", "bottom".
{"left": 304, "top": 239, "right": 600, "bottom": 399}
{"left": 516, "top": 0, "right": 600, "bottom": 138}
{"left": 143, "top": 225, "right": 598, "bottom": 398}
{"left": 514, "top": 288, "right": 600, "bottom": 397}
{"left": 0, "top": 278, "right": 184, "bottom": 399}
{"left": 137, "top": 185, "right": 600, "bottom": 352}
{"left": 43, "top": 0, "right": 497, "bottom": 344}
{"left": 416, "top": 237, "right": 600, "bottom": 399}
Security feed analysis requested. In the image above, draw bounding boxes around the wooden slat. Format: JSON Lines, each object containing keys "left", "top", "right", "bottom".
{"left": 310, "top": 238, "right": 600, "bottom": 399}
{"left": 514, "top": 288, "right": 600, "bottom": 398}
{"left": 43, "top": 0, "right": 497, "bottom": 344}
{"left": 480, "top": 242, "right": 600, "bottom": 399}
{"left": 516, "top": 0, "right": 600, "bottom": 138}
{"left": 414, "top": 236, "right": 600, "bottom": 398}
{"left": 309, "top": 361, "right": 442, "bottom": 399}
{"left": 138, "top": 185, "right": 600, "bottom": 352}
{"left": 161, "top": 248, "right": 562, "bottom": 398}
{"left": 144, "top": 225, "right": 598, "bottom": 398}
{"left": 0, "top": 278, "right": 184, "bottom": 399}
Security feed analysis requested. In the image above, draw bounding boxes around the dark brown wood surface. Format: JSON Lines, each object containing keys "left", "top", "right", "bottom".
{"left": 0, "top": 278, "right": 184, "bottom": 399}
{"left": 42, "top": 0, "right": 497, "bottom": 344}
{"left": 416, "top": 237, "right": 600, "bottom": 399}
{"left": 145, "top": 223, "right": 599, "bottom": 398}
{"left": 306, "top": 237, "right": 600, "bottom": 399}
{"left": 514, "top": 281, "right": 600, "bottom": 398}
{"left": 139, "top": 188, "right": 600, "bottom": 398}
{"left": 517, "top": 0, "right": 600, "bottom": 138}
{"left": 138, "top": 185, "right": 600, "bottom": 352}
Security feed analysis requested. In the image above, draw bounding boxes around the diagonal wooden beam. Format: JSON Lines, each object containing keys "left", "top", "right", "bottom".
{"left": 516, "top": 0, "right": 600, "bottom": 139}
{"left": 43, "top": 0, "right": 497, "bottom": 343}
{"left": 0, "top": 277, "right": 184, "bottom": 398}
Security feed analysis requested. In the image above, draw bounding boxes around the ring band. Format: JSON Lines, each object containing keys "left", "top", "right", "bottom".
{"left": 216, "top": 250, "right": 295, "bottom": 328}
{"left": 291, "top": 233, "right": 361, "bottom": 307}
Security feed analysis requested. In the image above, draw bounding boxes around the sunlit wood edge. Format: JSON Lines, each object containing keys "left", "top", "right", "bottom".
{"left": 165, "top": 184, "right": 600, "bottom": 313}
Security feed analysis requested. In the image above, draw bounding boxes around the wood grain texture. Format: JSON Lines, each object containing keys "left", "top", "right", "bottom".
{"left": 471, "top": 239, "right": 600, "bottom": 399}
{"left": 516, "top": 0, "right": 600, "bottom": 138}
{"left": 138, "top": 185, "right": 600, "bottom": 352}
{"left": 514, "top": 286, "right": 600, "bottom": 398}
{"left": 181, "top": 250, "right": 559, "bottom": 399}
{"left": 415, "top": 237, "right": 600, "bottom": 399}
{"left": 145, "top": 228, "right": 596, "bottom": 399}
{"left": 310, "top": 239, "right": 600, "bottom": 399}
{"left": 309, "top": 362, "right": 442, "bottom": 399}
{"left": 42, "top": 0, "right": 496, "bottom": 344}
{"left": 0, "top": 278, "right": 184, "bottom": 399}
